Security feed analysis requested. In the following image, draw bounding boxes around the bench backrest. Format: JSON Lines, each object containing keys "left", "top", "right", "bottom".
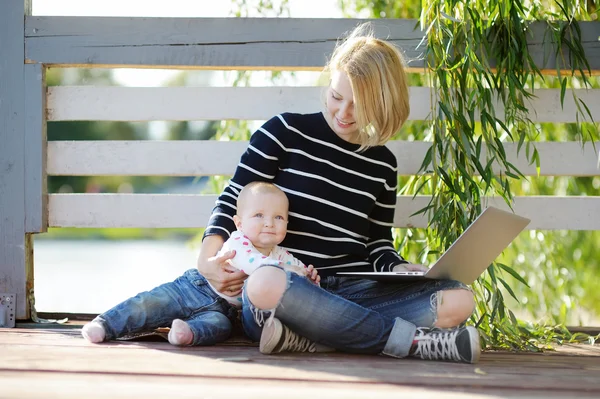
{"left": 45, "top": 85, "right": 600, "bottom": 231}
{"left": 31, "top": 17, "right": 598, "bottom": 232}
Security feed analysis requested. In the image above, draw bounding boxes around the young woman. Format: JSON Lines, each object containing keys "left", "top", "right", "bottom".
{"left": 198, "top": 23, "right": 480, "bottom": 363}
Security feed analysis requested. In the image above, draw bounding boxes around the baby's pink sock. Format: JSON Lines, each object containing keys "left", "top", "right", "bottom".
{"left": 81, "top": 321, "right": 106, "bottom": 343}
{"left": 168, "top": 319, "right": 193, "bottom": 346}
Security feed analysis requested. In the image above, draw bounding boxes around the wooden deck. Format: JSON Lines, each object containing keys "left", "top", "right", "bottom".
{"left": 2, "top": 325, "right": 599, "bottom": 399}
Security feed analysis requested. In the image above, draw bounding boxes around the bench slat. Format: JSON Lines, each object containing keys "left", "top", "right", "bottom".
{"left": 47, "top": 86, "right": 600, "bottom": 123}
{"left": 48, "top": 194, "right": 600, "bottom": 230}
{"left": 47, "top": 140, "right": 600, "bottom": 177}
{"left": 26, "top": 17, "right": 600, "bottom": 72}
{"left": 24, "top": 18, "right": 429, "bottom": 70}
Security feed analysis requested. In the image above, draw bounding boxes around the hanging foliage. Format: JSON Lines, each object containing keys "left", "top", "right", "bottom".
{"left": 341, "top": 0, "right": 599, "bottom": 349}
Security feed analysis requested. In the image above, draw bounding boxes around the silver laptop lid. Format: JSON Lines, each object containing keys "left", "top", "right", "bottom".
{"left": 424, "top": 206, "right": 530, "bottom": 284}
{"left": 336, "top": 206, "right": 530, "bottom": 284}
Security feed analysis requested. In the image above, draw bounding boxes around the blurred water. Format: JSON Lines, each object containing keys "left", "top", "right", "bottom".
{"left": 31, "top": 240, "right": 600, "bottom": 325}
{"left": 33, "top": 240, "right": 198, "bottom": 314}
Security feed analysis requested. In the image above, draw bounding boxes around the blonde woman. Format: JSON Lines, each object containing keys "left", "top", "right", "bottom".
{"left": 199, "top": 23, "right": 480, "bottom": 363}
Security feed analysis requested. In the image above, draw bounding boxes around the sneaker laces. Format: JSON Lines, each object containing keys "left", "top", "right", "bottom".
{"left": 280, "top": 325, "right": 317, "bottom": 353}
{"left": 413, "top": 327, "right": 462, "bottom": 362}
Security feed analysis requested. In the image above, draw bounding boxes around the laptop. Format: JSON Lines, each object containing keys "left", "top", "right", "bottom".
{"left": 336, "top": 206, "right": 530, "bottom": 285}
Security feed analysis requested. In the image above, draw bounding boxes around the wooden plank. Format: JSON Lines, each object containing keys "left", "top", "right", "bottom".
{"left": 48, "top": 140, "right": 246, "bottom": 176}
{"left": 527, "top": 21, "right": 600, "bottom": 74}
{"left": 46, "top": 86, "right": 600, "bottom": 124}
{"left": 520, "top": 88, "right": 600, "bottom": 123}
{"left": 47, "top": 194, "right": 600, "bottom": 230}
{"left": 24, "top": 17, "right": 600, "bottom": 72}
{"left": 386, "top": 140, "right": 600, "bottom": 178}
{"left": 0, "top": 0, "right": 31, "bottom": 320}
{"left": 46, "top": 86, "right": 432, "bottom": 122}
{"left": 48, "top": 194, "right": 217, "bottom": 228}
{"left": 0, "top": 372, "right": 468, "bottom": 399}
{"left": 24, "top": 64, "right": 47, "bottom": 233}
{"left": 1, "top": 328, "right": 600, "bottom": 398}
{"left": 25, "top": 18, "right": 425, "bottom": 70}
{"left": 47, "top": 140, "right": 600, "bottom": 177}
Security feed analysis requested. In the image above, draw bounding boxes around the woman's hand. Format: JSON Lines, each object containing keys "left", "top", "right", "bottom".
{"left": 198, "top": 235, "right": 248, "bottom": 296}
{"left": 392, "top": 263, "right": 429, "bottom": 273}
{"left": 197, "top": 236, "right": 248, "bottom": 296}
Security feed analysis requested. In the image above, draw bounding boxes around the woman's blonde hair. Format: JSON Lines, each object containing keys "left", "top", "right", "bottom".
{"left": 324, "top": 23, "right": 410, "bottom": 149}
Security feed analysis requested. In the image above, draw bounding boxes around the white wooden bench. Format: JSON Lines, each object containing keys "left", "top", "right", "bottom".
{"left": 1, "top": 8, "right": 599, "bottom": 323}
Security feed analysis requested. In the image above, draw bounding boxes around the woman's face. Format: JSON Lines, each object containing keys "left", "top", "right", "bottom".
{"left": 324, "top": 70, "right": 359, "bottom": 143}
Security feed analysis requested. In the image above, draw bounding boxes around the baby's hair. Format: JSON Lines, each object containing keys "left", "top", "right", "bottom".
{"left": 236, "top": 181, "right": 289, "bottom": 215}
{"left": 325, "top": 22, "right": 410, "bottom": 150}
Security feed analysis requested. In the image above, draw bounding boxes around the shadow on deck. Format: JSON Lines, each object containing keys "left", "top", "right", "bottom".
{"left": 2, "top": 323, "right": 599, "bottom": 399}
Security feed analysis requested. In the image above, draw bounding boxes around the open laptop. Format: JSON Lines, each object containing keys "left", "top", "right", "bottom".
{"left": 336, "top": 206, "right": 530, "bottom": 285}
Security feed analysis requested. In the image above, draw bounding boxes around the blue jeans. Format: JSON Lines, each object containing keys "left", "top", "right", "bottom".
{"left": 95, "top": 269, "right": 238, "bottom": 346}
{"left": 241, "top": 269, "right": 468, "bottom": 358}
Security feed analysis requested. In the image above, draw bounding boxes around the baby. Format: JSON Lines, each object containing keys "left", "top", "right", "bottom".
{"left": 82, "top": 182, "right": 319, "bottom": 346}
{"left": 207, "top": 181, "right": 319, "bottom": 306}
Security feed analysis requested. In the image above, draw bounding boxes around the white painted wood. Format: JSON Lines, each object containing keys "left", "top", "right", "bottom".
{"left": 391, "top": 196, "right": 600, "bottom": 231}
{"left": 47, "top": 87, "right": 327, "bottom": 122}
{"left": 48, "top": 140, "right": 600, "bottom": 177}
{"left": 48, "top": 141, "right": 246, "bottom": 176}
{"left": 47, "top": 86, "right": 599, "bottom": 123}
{"left": 49, "top": 194, "right": 218, "bottom": 229}
{"left": 24, "top": 17, "right": 600, "bottom": 70}
{"left": 48, "top": 194, "right": 600, "bottom": 230}
{"left": 520, "top": 89, "right": 600, "bottom": 123}
{"left": 45, "top": 86, "right": 432, "bottom": 121}
{"left": 387, "top": 141, "right": 600, "bottom": 177}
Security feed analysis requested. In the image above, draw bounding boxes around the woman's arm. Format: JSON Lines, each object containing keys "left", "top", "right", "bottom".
{"left": 367, "top": 164, "right": 409, "bottom": 271}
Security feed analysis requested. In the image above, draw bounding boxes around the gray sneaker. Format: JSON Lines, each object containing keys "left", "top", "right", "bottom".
{"left": 412, "top": 326, "right": 481, "bottom": 364}
{"left": 259, "top": 317, "right": 333, "bottom": 354}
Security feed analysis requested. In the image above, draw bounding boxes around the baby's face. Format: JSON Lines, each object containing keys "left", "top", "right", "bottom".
{"left": 236, "top": 192, "right": 288, "bottom": 251}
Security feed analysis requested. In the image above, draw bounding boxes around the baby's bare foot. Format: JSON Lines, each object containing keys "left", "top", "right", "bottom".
{"left": 168, "top": 319, "right": 193, "bottom": 346}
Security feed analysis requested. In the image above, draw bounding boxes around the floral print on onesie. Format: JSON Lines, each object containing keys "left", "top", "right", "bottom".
{"left": 207, "top": 230, "right": 308, "bottom": 307}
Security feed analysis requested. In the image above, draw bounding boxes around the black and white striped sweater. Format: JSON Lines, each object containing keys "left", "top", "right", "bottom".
{"left": 203, "top": 112, "right": 407, "bottom": 277}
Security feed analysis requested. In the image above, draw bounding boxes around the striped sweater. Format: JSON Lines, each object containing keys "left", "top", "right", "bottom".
{"left": 203, "top": 112, "right": 407, "bottom": 277}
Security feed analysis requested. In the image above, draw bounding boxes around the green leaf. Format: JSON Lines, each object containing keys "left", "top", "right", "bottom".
{"left": 497, "top": 262, "right": 530, "bottom": 287}
{"left": 437, "top": 167, "right": 455, "bottom": 191}
{"left": 560, "top": 77, "right": 567, "bottom": 108}
{"left": 498, "top": 276, "right": 520, "bottom": 303}
{"left": 420, "top": 145, "right": 434, "bottom": 172}
{"left": 438, "top": 101, "right": 454, "bottom": 121}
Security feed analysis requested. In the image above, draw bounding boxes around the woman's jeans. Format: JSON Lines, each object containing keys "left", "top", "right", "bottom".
{"left": 241, "top": 270, "right": 468, "bottom": 358}
{"left": 94, "top": 269, "right": 238, "bottom": 345}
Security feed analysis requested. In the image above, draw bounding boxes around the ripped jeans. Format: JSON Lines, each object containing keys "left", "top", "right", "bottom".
{"left": 241, "top": 268, "right": 468, "bottom": 358}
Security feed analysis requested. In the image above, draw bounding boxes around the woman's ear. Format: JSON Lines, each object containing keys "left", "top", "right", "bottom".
{"left": 233, "top": 215, "right": 242, "bottom": 229}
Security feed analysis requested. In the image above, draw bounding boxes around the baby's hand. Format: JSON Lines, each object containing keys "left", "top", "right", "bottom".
{"left": 306, "top": 264, "right": 321, "bottom": 286}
